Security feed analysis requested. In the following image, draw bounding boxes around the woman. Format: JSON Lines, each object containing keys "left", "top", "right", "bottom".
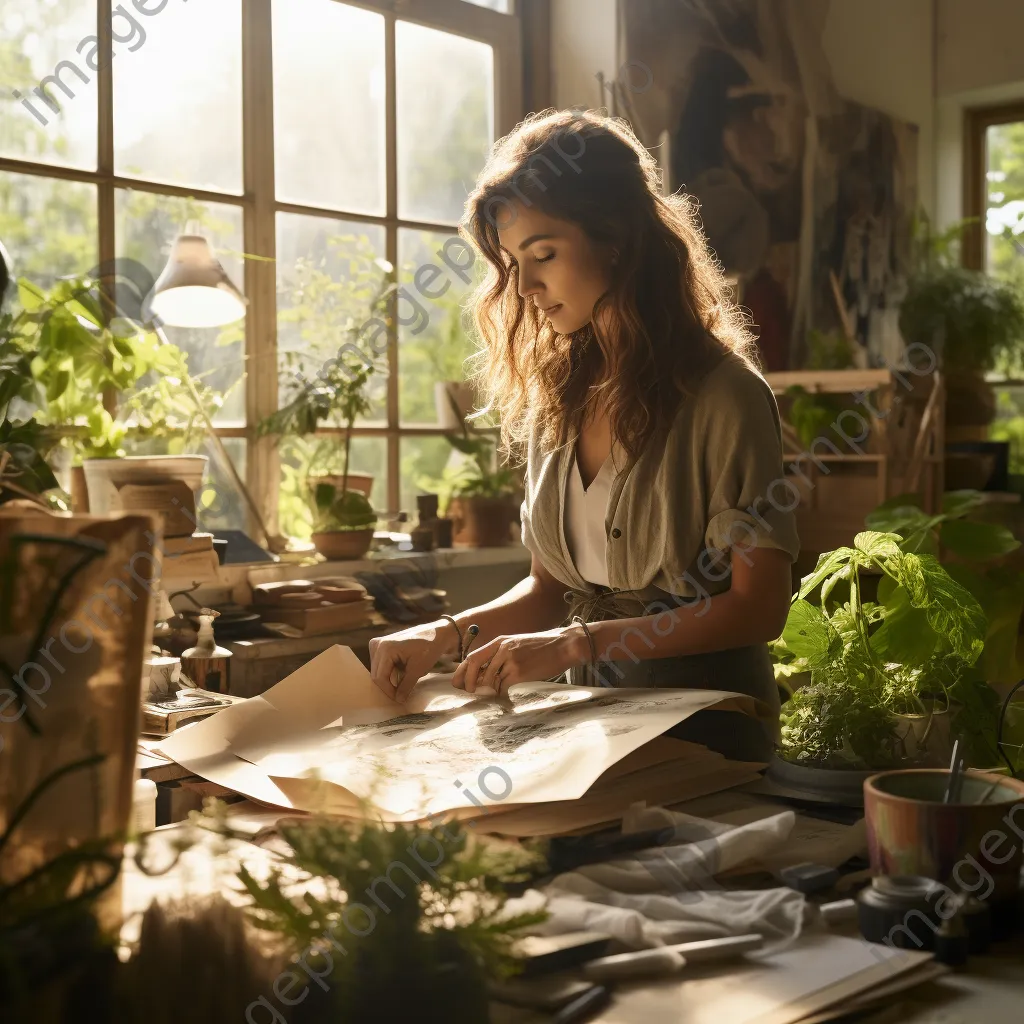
{"left": 369, "top": 110, "right": 799, "bottom": 762}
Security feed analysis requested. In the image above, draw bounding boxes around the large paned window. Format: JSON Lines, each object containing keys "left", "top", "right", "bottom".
{"left": 0, "top": 0, "right": 521, "bottom": 534}
{"left": 965, "top": 104, "right": 1024, "bottom": 477}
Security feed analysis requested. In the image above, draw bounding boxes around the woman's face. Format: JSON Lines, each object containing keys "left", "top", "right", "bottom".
{"left": 496, "top": 202, "right": 615, "bottom": 335}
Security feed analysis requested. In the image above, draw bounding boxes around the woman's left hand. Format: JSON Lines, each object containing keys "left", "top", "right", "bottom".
{"left": 452, "top": 625, "right": 588, "bottom": 695}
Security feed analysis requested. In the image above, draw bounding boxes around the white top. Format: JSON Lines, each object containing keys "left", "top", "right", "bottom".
{"left": 564, "top": 447, "right": 617, "bottom": 587}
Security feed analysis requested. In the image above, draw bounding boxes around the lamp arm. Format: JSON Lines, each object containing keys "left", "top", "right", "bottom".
{"left": 152, "top": 324, "right": 273, "bottom": 548}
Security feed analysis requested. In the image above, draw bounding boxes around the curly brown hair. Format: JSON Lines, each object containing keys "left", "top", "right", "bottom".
{"left": 461, "top": 108, "right": 758, "bottom": 460}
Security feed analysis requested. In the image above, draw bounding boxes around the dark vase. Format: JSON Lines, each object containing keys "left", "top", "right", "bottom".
{"left": 0, "top": 911, "right": 118, "bottom": 1023}
{"left": 291, "top": 932, "right": 490, "bottom": 1024}
{"left": 416, "top": 493, "right": 440, "bottom": 522}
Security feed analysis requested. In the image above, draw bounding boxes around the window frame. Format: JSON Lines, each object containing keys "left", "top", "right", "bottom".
{"left": 0, "top": 0, "right": 523, "bottom": 530}
{"left": 962, "top": 100, "right": 1024, "bottom": 271}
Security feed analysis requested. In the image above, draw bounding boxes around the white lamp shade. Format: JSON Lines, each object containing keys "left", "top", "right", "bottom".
{"left": 149, "top": 234, "right": 247, "bottom": 328}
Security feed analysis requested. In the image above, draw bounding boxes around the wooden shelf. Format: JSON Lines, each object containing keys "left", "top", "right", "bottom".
{"left": 767, "top": 367, "right": 945, "bottom": 554}
{"left": 765, "top": 369, "right": 893, "bottom": 393}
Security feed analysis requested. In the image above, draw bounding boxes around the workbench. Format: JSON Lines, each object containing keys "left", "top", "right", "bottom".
{"left": 119, "top": 808, "right": 1024, "bottom": 1023}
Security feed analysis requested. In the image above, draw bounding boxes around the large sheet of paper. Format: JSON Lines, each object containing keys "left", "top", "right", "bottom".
{"left": 158, "top": 646, "right": 768, "bottom": 820}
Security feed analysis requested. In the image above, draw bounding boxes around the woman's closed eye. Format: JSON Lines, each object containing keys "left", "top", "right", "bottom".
{"left": 535, "top": 253, "right": 555, "bottom": 263}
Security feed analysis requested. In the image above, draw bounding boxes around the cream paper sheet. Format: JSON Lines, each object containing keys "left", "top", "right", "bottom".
{"left": 157, "top": 645, "right": 767, "bottom": 821}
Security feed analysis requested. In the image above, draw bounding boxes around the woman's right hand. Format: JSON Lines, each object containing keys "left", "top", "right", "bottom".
{"left": 369, "top": 618, "right": 459, "bottom": 703}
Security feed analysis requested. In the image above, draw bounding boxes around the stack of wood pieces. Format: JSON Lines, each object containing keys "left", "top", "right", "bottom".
{"left": 252, "top": 578, "right": 377, "bottom": 636}
{"left": 117, "top": 480, "right": 220, "bottom": 582}
{"left": 160, "top": 531, "right": 219, "bottom": 581}
{"left": 457, "top": 737, "right": 764, "bottom": 839}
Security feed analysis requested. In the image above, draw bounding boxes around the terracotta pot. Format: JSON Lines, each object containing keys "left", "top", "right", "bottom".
{"left": 311, "top": 473, "right": 374, "bottom": 498}
{"left": 432, "top": 517, "right": 454, "bottom": 549}
{"left": 311, "top": 529, "right": 374, "bottom": 561}
{"left": 864, "top": 769, "right": 1024, "bottom": 906}
{"left": 945, "top": 371, "right": 996, "bottom": 431}
{"left": 448, "top": 496, "right": 515, "bottom": 547}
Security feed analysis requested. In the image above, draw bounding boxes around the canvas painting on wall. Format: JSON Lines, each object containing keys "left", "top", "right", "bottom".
{"left": 616, "top": 0, "right": 918, "bottom": 370}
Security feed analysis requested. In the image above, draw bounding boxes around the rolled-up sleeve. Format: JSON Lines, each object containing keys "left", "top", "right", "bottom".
{"left": 699, "top": 364, "right": 800, "bottom": 562}
{"left": 519, "top": 495, "right": 538, "bottom": 558}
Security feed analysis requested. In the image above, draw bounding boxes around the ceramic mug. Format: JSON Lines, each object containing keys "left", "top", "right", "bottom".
{"left": 864, "top": 769, "right": 1024, "bottom": 905}
{"left": 142, "top": 655, "right": 181, "bottom": 701}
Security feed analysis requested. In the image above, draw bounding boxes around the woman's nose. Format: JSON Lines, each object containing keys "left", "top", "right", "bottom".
{"left": 517, "top": 266, "right": 542, "bottom": 299}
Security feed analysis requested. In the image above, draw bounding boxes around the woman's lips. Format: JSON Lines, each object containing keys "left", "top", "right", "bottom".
{"left": 541, "top": 303, "right": 562, "bottom": 316}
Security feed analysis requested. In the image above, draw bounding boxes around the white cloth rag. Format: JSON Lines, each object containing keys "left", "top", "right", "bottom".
{"left": 505, "top": 802, "right": 814, "bottom": 952}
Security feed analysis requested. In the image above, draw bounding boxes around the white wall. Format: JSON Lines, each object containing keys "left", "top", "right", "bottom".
{"left": 938, "top": 0, "right": 1024, "bottom": 96}
{"left": 550, "top": 0, "right": 618, "bottom": 112}
{"left": 934, "top": 0, "right": 1024, "bottom": 229}
{"left": 821, "top": 0, "right": 937, "bottom": 214}
{"left": 549, "top": 0, "right": 1024, "bottom": 222}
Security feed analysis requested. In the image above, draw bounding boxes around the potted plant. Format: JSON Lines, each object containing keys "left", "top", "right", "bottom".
{"left": 899, "top": 216, "right": 1024, "bottom": 442}
{"left": 299, "top": 354, "right": 379, "bottom": 560}
{"left": 189, "top": 801, "right": 545, "bottom": 1024}
{"left": 866, "top": 489, "right": 1023, "bottom": 748}
{"left": 0, "top": 273, "right": 220, "bottom": 513}
{"left": 261, "top": 274, "right": 395, "bottom": 557}
{"left": 771, "top": 531, "right": 992, "bottom": 795}
{"left": 440, "top": 422, "right": 519, "bottom": 548}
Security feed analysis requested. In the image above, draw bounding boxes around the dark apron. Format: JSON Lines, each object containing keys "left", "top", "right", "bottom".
{"left": 564, "top": 586, "right": 780, "bottom": 763}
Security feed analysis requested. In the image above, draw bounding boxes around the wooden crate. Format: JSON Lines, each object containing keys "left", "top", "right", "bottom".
{"left": 764, "top": 368, "right": 945, "bottom": 557}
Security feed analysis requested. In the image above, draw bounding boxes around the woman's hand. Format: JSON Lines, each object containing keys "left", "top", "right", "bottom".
{"left": 369, "top": 619, "right": 458, "bottom": 703}
{"left": 451, "top": 624, "right": 589, "bottom": 695}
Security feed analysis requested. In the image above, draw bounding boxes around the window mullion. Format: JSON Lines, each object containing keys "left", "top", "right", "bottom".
{"left": 96, "top": 0, "right": 116, "bottom": 416}
{"left": 385, "top": 10, "right": 400, "bottom": 515}
{"left": 243, "top": 0, "right": 280, "bottom": 537}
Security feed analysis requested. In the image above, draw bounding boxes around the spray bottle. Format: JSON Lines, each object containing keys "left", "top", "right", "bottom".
{"left": 180, "top": 609, "right": 233, "bottom": 693}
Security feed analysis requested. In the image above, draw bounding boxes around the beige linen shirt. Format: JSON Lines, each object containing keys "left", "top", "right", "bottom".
{"left": 520, "top": 352, "right": 800, "bottom": 623}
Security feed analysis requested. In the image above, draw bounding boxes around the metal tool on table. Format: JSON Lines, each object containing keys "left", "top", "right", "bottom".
{"left": 581, "top": 933, "right": 765, "bottom": 983}
{"left": 943, "top": 739, "right": 966, "bottom": 804}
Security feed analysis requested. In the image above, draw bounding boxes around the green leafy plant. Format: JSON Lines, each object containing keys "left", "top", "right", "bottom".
{"left": 0, "top": 418, "right": 59, "bottom": 505}
{"left": 867, "top": 490, "right": 1024, "bottom": 701}
{"left": 197, "top": 801, "right": 545, "bottom": 1022}
{"left": 429, "top": 394, "right": 517, "bottom": 507}
{"left": 444, "top": 432, "right": 518, "bottom": 500}
{"left": 308, "top": 482, "right": 378, "bottom": 533}
{"left": 899, "top": 212, "right": 1024, "bottom": 378}
{"left": 781, "top": 331, "right": 859, "bottom": 448}
{"left": 900, "top": 266, "right": 1024, "bottom": 377}
{"left": 260, "top": 269, "right": 397, "bottom": 534}
{"left": 0, "top": 274, "right": 217, "bottom": 482}
{"left": 784, "top": 385, "right": 845, "bottom": 450}
{"left": 9, "top": 277, "right": 188, "bottom": 460}
{"left": 805, "top": 329, "right": 856, "bottom": 371}
{"left": 774, "top": 531, "right": 988, "bottom": 769}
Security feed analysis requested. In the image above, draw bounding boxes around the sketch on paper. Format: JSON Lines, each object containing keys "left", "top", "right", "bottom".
{"left": 160, "top": 647, "right": 762, "bottom": 821}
